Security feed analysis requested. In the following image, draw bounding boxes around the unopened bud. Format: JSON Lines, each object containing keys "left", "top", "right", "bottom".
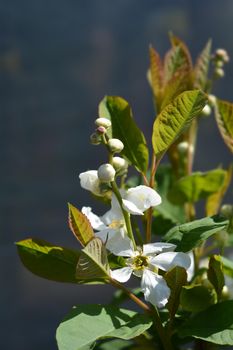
{"left": 96, "top": 126, "right": 107, "bottom": 134}
{"left": 177, "top": 141, "right": 189, "bottom": 154}
{"left": 98, "top": 163, "right": 116, "bottom": 183}
{"left": 202, "top": 104, "right": 212, "bottom": 116}
{"left": 215, "top": 48, "right": 230, "bottom": 63}
{"left": 108, "top": 138, "right": 124, "bottom": 153}
{"left": 215, "top": 67, "right": 225, "bottom": 78}
{"left": 112, "top": 156, "right": 128, "bottom": 170}
{"left": 220, "top": 204, "right": 233, "bottom": 218}
{"left": 208, "top": 94, "right": 216, "bottom": 106}
{"left": 95, "top": 118, "right": 111, "bottom": 128}
{"left": 90, "top": 132, "right": 101, "bottom": 145}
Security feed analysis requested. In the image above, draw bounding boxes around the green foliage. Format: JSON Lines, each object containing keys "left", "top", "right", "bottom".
{"left": 165, "top": 266, "right": 187, "bottom": 318}
{"left": 16, "top": 238, "right": 79, "bottom": 283}
{"left": 178, "top": 300, "right": 233, "bottom": 345}
{"left": 164, "top": 216, "right": 229, "bottom": 252}
{"left": 167, "top": 169, "right": 226, "bottom": 205}
{"left": 193, "top": 39, "right": 212, "bottom": 90}
{"left": 180, "top": 282, "right": 217, "bottom": 312}
{"left": 152, "top": 90, "right": 207, "bottom": 161}
{"left": 68, "top": 203, "right": 94, "bottom": 246}
{"left": 215, "top": 98, "right": 233, "bottom": 153}
{"left": 99, "top": 96, "right": 149, "bottom": 173}
{"left": 56, "top": 305, "right": 153, "bottom": 350}
{"left": 76, "top": 238, "right": 110, "bottom": 284}
{"left": 208, "top": 255, "right": 225, "bottom": 299}
{"left": 219, "top": 256, "right": 233, "bottom": 278}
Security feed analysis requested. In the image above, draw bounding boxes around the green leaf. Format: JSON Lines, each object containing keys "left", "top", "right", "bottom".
{"left": 97, "top": 339, "right": 133, "bottom": 350}
{"left": 180, "top": 282, "right": 217, "bottom": 312}
{"left": 165, "top": 266, "right": 187, "bottom": 318}
{"left": 219, "top": 256, "right": 233, "bottom": 278}
{"left": 152, "top": 90, "right": 207, "bottom": 161}
{"left": 169, "top": 33, "right": 192, "bottom": 73}
{"left": 164, "top": 215, "right": 229, "bottom": 252}
{"left": 76, "top": 238, "right": 110, "bottom": 284}
{"left": 99, "top": 96, "right": 149, "bottom": 173}
{"left": 16, "top": 238, "right": 79, "bottom": 283}
{"left": 208, "top": 255, "right": 225, "bottom": 298}
{"left": 56, "top": 305, "right": 153, "bottom": 350}
{"left": 215, "top": 99, "right": 233, "bottom": 153}
{"left": 68, "top": 203, "right": 94, "bottom": 246}
{"left": 178, "top": 300, "right": 233, "bottom": 345}
{"left": 193, "top": 39, "right": 212, "bottom": 90}
{"left": 167, "top": 169, "right": 226, "bottom": 205}
{"left": 206, "top": 165, "right": 232, "bottom": 216}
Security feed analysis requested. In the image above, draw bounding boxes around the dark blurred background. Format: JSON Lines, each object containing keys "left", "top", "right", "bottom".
{"left": 1, "top": 0, "right": 233, "bottom": 349}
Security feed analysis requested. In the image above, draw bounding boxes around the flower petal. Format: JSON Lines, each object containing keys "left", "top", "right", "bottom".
{"left": 79, "top": 170, "right": 101, "bottom": 195}
{"left": 141, "top": 269, "right": 170, "bottom": 308}
{"left": 143, "top": 242, "right": 176, "bottom": 256}
{"left": 122, "top": 199, "right": 144, "bottom": 215}
{"left": 124, "top": 185, "right": 162, "bottom": 213}
{"left": 106, "top": 231, "right": 134, "bottom": 257}
{"left": 110, "top": 267, "right": 133, "bottom": 282}
{"left": 150, "top": 252, "right": 191, "bottom": 271}
{"left": 81, "top": 207, "right": 107, "bottom": 230}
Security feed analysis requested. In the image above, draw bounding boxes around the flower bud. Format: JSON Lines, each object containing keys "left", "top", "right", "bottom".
{"left": 177, "top": 141, "right": 189, "bottom": 154}
{"left": 112, "top": 156, "right": 128, "bottom": 170}
{"left": 90, "top": 132, "right": 101, "bottom": 145}
{"left": 220, "top": 204, "right": 233, "bottom": 218}
{"left": 202, "top": 104, "right": 212, "bottom": 116}
{"left": 98, "top": 163, "right": 116, "bottom": 183}
{"left": 215, "top": 48, "right": 230, "bottom": 63}
{"left": 215, "top": 67, "right": 225, "bottom": 78}
{"left": 96, "top": 126, "right": 107, "bottom": 134}
{"left": 208, "top": 94, "right": 216, "bottom": 107}
{"left": 108, "top": 138, "right": 124, "bottom": 153}
{"left": 95, "top": 118, "right": 111, "bottom": 128}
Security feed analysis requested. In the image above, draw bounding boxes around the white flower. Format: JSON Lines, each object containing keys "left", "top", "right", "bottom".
{"left": 81, "top": 194, "right": 131, "bottom": 255}
{"left": 79, "top": 170, "right": 102, "bottom": 196}
{"left": 110, "top": 242, "right": 191, "bottom": 308}
{"left": 122, "top": 185, "right": 161, "bottom": 215}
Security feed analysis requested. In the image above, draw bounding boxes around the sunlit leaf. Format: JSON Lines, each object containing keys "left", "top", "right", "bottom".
{"left": 165, "top": 266, "right": 187, "bottom": 318}
{"left": 16, "top": 238, "right": 79, "bottom": 283}
{"left": 169, "top": 33, "right": 192, "bottom": 73}
{"left": 99, "top": 96, "right": 149, "bottom": 173}
{"left": 68, "top": 203, "right": 94, "bottom": 246}
{"left": 152, "top": 90, "right": 207, "bottom": 161}
{"left": 76, "top": 238, "right": 110, "bottom": 284}
{"left": 167, "top": 169, "right": 226, "bottom": 205}
{"left": 178, "top": 300, "right": 233, "bottom": 345}
{"left": 208, "top": 255, "right": 225, "bottom": 299}
{"left": 215, "top": 99, "right": 233, "bottom": 153}
{"left": 206, "top": 165, "right": 232, "bottom": 216}
{"left": 148, "top": 45, "right": 163, "bottom": 100}
{"left": 56, "top": 305, "right": 153, "bottom": 350}
{"left": 164, "top": 215, "right": 229, "bottom": 252}
{"left": 193, "top": 39, "right": 212, "bottom": 90}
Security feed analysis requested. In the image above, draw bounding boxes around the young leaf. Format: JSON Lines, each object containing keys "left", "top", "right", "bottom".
{"left": 206, "top": 165, "right": 232, "bottom": 216}
{"left": 208, "top": 255, "right": 225, "bottom": 299}
{"left": 56, "top": 305, "right": 153, "bottom": 350}
{"left": 148, "top": 45, "right": 163, "bottom": 100}
{"left": 180, "top": 282, "right": 217, "bottom": 312}
{"left": 164, "top": 215, "right": 229, "bottom": 252}
{"left": 165, "top": 266, "right": 187, "bottom": 318}
{"left": 152, "top": 90, "right": 207, "bottom": 161}
{"left": 99, "top": 96, "right": 149, "bottom": 173}
{"left": 167, "top": 169, "right": 226, "bottom": 205}
{"left": 215, "top": 99, "right": 233, "bottom": 153}
{"left": 16, "top": 238, "right": 79, "bottom": 283}
{"left": 68, "top": 203, "right": 94, "bottom": 246}
{"left": 169, "top": 33, "right": 192, "bottom": 73}
{"left": 193, "top": 39, "right": 212, "bottom": 90}
{"left": 178, "top": 300, "right": 233, "bottom": 345}
{"left": 76, "top": 238, "right": 110, "bottom": 284}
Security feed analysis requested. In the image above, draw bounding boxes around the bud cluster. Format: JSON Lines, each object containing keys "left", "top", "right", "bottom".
{"left": 212, "top": 48, "right": 230, "bottom": 79}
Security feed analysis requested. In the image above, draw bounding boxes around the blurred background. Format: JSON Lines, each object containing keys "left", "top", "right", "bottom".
{"left": 1, "top": 0, "right": 233, "bottom": 349}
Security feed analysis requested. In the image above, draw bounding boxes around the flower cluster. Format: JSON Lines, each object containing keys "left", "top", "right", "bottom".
{"left": 78, "top": 117, "right": 191, "bottom": 308}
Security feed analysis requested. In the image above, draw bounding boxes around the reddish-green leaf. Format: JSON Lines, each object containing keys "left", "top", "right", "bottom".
{"left": 68, "top": 202, "right": 94, "bottom": 246}
{"left": 148, "top": 45, "right": 163, "bottom": 100}
{"left": 215, "top": 99, "right": 233, "bottom": 153}
{"left": 194, "top": 39, "right": 212, "bottom": 90}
